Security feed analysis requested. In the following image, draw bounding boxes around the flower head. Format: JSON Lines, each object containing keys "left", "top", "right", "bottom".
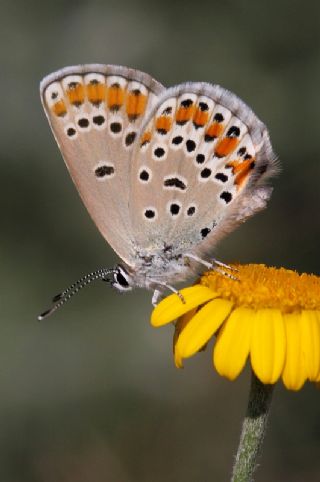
{"left": 151, "top": 264, "right": 320, "bottom": 390}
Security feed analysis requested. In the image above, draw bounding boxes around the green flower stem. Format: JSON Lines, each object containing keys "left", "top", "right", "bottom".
{"left": 231, "top": 371, "right": 274, "bottom": 482}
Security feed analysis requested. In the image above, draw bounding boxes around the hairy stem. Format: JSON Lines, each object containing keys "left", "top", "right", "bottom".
{"left": 231, "top": 371, "right": 274, "bottom": 482}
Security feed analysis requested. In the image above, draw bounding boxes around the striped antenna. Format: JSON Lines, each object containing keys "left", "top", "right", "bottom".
{"left": 38, "top": 268, "right": 116, "bottom": 320}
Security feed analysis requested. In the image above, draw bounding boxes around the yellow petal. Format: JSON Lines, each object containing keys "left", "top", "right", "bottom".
{"left": 300, "top": 310, "right": 320, "bottom": 381}
{"left": 151, "top": 285, "right": 217, "bottom": 327}
{"left": 250, "top": 309, "right": 285, "bottom": 384}
{"left": 316, "top": 312, "right": 320, "bottom": 382}
{"left": 176, "top": 298, "right": 233, "bottom": 359}
{"left": 282, "top": 313, "right": 306, "bottom": 390}
{"left": 173, "top": 309, "right": 197, "bottom": 368}
{"left": 174, "top": 345, "right": 184, "bottom": 369}
{"left": 213, "top": 307, "right": 255, "bottom": 380}
{"left": 173, "top": 308, "right": 197, "bottom": 347}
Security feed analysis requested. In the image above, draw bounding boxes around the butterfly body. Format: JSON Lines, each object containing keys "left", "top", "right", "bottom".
{"left": 40, "top": 64, "right": 277, "bottom": 308}
{"left": 128, "top": 248, "right": 192, "bottom": 285}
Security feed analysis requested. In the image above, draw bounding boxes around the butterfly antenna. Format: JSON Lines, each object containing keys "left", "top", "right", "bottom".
{"left": 51, "top": 268, "right": 114, "bottom": 303}
{"left": 38, "top": 268, "right": 115, "bottom": 321}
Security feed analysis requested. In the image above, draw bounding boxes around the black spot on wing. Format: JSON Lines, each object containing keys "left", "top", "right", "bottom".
{"left": 172, "top": 136, "right": 183, "bottom": 145}
{"left": 199, "top": 102, "right": 209, "bottom": 111}
{"left": 238, "top": 147, "right": 246, "bottom": 156}
{"left": 200, "top": 168, "right": 212, "bottom": 178}
{"left": 215, "top": 173, "right": 228, "bottom": 182}
{"left": 200, "top": 220, "right": 217, "bottom": 239}
{"left": 125, "top": 132, "right": 136, "bottom": 146}
{"left": 181, "top": 99, "right": 193, "bottom": 107}
{"left": 93, "top": 115, "right": 105, "bottom": 126}
{"left": 226, "top": 126, "right": 240, "bottom": 137}
{"left": 144, "top": 209, "right": 156, "bottom": 219}
{"left": 110, "top": 122, "right": 122, "bottom": 133}
{"left": 95, "top": 165, "right": 114, "bottom": 178}
{"left": 164, "top": 177, "right": 187, "bottom": 191}
{"left": 154, "top": 147, "right": 165, "bottom": 158}
{"left": 170, "top": 203, "right": 180, "bottom": 216}
{"left": 78, "top": 118, "right": 89, "bottom": 128}
{"left": 196, "top": 153, "right": 205, "bottom": 164}
{"left": 187, "top": 206, "right": 196, "bottom": 216}
{"left": 214, "top": 113, "right": 224, "bottom": 122}
{"left": 201, "top": 227, "right": 211, "bottom": 238}
{"left": 220, "top": 191, "right": 232, "bottom": 203}
{"left": 186, "top": 139, "right": 196, "bottom": 152}
{"left": 162, "top": 106, "right": 173, "bottom": 115}
{"left": 67, "top": 127, "right": 76, "bottom": 137}
{"left": 139, "top": 170, "right": 150, "bottom": 182}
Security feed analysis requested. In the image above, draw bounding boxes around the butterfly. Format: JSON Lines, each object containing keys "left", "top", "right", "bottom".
{"left": 38, "top": 64, "right": 277, "bottom": 319}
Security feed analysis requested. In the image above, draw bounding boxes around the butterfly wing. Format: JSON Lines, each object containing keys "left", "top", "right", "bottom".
{"left": 40, "top": 64, "right": 164, "bottom": 265}
{"left": 129, "top": 82, "right": 277, "bottom": 259}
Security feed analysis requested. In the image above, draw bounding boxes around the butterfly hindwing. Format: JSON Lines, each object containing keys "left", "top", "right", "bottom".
{"left": 40, "top": 64, "right": 164, "bottom": 264}
{"left": 129, "top": 82, "right": 276, "bottom": 257}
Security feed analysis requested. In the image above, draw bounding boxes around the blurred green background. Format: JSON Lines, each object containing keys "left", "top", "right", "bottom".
{"left": 1, "top": 0, "right": 320, "bottom": 480}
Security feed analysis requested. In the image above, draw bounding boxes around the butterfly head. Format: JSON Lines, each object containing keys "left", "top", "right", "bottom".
{"left": 110, "top": 265, "right": 133, "bottom": 292}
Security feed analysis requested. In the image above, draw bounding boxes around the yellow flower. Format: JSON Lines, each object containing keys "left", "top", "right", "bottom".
{"left": 151, "top": 264, "right": 320, "bottom": 391}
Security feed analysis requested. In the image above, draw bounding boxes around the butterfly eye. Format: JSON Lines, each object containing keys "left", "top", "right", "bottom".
{"left": 112, "top": 267, "right": 132, "bottom": 292}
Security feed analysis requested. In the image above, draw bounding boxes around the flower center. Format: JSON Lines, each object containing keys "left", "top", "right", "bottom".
{"left": 200, "top": 264, "right": 320, "bottom": 312}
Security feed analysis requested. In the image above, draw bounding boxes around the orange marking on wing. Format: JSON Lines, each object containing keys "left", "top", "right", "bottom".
{"left": 86, "top": 83, "right": 106, "bottom": 104}
{"left": 205, "top": 122, "right": 224, "bottom": 139}
{"left": 136, "top": 93, "right": 147, "bottom": 116}
{"left": 140, "top": 131, "right": 152, "bottom": 146}
{"left": 227, "top": 159, "right": 255, "bottom": 189}
{"left": 175, "top": 105, "right": 196, "bottom": 124}
{"left": 126, "top": 92, "right": 147, "bottom": 120}
{"left": 235, "top": 171, "right": 250, "bottom": 188}
{"left": 226, "top": 160, "right": 240, "bottom": 173}
{"left": 107, "top": 85, "right": 125, "bottom": 110}
{"left": 214, "top": 137, "right": 239, "bottom": 157}
{"left": 67, "top": 84, "right": 85, "bottom": 106}
{"left": 193, "top": 109, "right": 209, "bottom": 127}
{"left": 155, "top": 116, "right": 172, "bottom": 133}
{"left": 52, "top": 100, "right": 67, "bottom": 117}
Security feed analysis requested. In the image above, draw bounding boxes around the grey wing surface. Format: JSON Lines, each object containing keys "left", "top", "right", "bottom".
{"left": 129, "top": 82, "right": 277, "bottom": 259}
{"left": 40, "top": 64, "right": 164, "bottom": 265}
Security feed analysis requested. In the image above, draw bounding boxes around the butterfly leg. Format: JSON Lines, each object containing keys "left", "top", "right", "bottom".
{"left": 211, "top": 258, "right": 238, "bottom": 272}
{"left": 150, "top": 280, "right": 186, "bottom": 305}
{"left": 185, "top": 253, "right": 238, "bottom": 281}
{"left": 152, "top": 289, "right": 162, "bottom": 306}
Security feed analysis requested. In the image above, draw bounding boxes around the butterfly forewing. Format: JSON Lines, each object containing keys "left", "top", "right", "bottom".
{"left": 40, "top": 64, "right": 164, "bottom": 265}
{"left": 129, "top": 82, "right": 276, "bottom": 256}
